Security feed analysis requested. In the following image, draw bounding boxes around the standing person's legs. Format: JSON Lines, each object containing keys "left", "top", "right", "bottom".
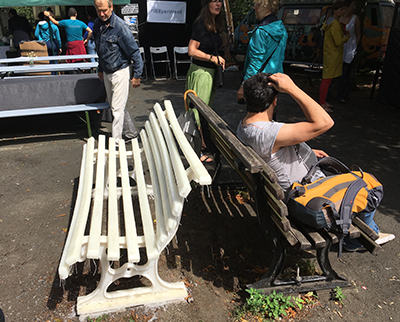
{"left": 103, "top": 66, "right": 137, "bottom": 140}
{"left": 87, "top": 39, "right": 96, "bottom": 62}
{"left": 319, "top": 78, "right": 332, "bottom": 107}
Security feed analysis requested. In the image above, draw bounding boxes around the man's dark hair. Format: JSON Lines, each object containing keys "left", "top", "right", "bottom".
{"left": 68, "top": 7, "right": 77, "bottom": 17}
{"left": 9, "top": 9, "right": 17, "bottom": 16}
{"left": 243, "top": 73, "right": 278, "bottom": 113}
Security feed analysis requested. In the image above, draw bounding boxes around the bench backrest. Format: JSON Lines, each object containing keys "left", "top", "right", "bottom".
{"left": 188, "top": 92, "right": 382, "bottom": 254}
{"left": 187, "top": 92, "right": 288, "bottom": 218}
{"left": 59, "top": 100, "right": 211, "bottom": 280}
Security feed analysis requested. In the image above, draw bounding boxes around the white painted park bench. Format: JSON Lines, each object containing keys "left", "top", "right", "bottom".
{"left": 58, "top": 100, "right": 211, "bottom": 316}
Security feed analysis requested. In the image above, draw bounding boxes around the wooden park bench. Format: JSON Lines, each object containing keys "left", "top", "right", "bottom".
{"left": 186, "top": 91, "right": 381, "bottom": 294}
{"left": 58, "top": 100, "right": 211, "bottom": 316}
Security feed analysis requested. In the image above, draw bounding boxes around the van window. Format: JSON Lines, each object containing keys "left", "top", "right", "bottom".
{"left": 282, "top": 8, "right": 322, "bottom": 25}
{"left": 381, "top": 5, "right": 395, "bottom": 28}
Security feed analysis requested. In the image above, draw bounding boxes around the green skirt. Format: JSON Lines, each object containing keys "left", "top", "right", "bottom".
{"left": 185, "top": 63, "right": 217, "bottom": 127}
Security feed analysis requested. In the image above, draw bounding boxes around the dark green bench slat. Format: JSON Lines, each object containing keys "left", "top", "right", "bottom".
{"left": 288, "top": 224, "right": 312, "bottom": 250}
{"left": 188, "top": 93, "right": 264, "bottom": 174}
{"left": 352, "top": 217, "right": 379, "bottom": 241}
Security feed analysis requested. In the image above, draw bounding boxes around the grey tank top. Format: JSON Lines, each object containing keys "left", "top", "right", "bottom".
{"left": 236, "top": 120, "right": 323, "bottom": 191}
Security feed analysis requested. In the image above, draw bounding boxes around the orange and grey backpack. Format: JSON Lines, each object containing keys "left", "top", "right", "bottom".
{"left": 286, "top": 157, "right": 384, "bottom": 257}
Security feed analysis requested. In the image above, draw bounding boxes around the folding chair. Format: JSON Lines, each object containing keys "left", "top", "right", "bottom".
{"left": 173, "top": 46, "right": 191, "bottom": 80}
{"left": 139, "top": 47, "right": 147, "bottom": 81}
{"left": 149, "top": 46, "right": 172, "bottom": 80}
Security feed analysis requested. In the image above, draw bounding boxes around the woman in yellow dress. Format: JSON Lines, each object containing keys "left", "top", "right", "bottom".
{"left": 319, "top": 1, "right": 350, "bottom": 112}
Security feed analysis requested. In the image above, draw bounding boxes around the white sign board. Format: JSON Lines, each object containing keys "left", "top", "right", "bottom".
{"left": 147, "top": 1, "right": 186, "bottom": 24}
{"left": 122, "top": 3, "right": 139, "bottom": 15}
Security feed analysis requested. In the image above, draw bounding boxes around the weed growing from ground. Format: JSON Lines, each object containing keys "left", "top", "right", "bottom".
{"left": 331, "top": 286, "right": 347, "bottom": 305}
{"left": 86, "top": 314, "right": 109, "bottom": 322}
{"left": 234, "top": 288, "right": 318, "bottom": 321}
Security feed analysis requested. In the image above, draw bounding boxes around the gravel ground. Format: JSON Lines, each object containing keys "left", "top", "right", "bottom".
{"left": 0, "top": 68, "right": 399, "bottom": 322}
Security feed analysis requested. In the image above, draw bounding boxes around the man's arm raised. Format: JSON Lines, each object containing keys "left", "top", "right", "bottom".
{"left": 269, "top": 73, "right": 334, "bottom": 153}
{"left": 44, "top": 11, "right": 60, "bottom": 26}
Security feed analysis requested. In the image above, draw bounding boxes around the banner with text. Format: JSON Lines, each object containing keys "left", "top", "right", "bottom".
{"left": 147, "top": 1, "right": 186, "bottom": 24}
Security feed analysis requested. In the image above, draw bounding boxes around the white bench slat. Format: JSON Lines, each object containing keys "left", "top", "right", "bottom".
{"left": 87, "top": 135, "right": 106, "bottom": 259}
{"left": 164, "top": 100, "right": 212, "bottom": 186}
{"left": 107, "top": 138, "right": 120, "bottom": 261}
{"left": 65, "top": 138, "right": 95, "bottom": 269}
{"left": 140, "top": 129, "right": 169, "bottom": 247}
{"left": 154, "top": 103, "right": 191, "bottom": 198}
{"left": 145, "top": 120, "right": 179, "bottom": 232}
{"left": 59, "top": 101, "right": 212, "bottom": 315}
{"left": 119, "top": 140, "right": 140, "bottom": 263}
{"left": 148, "top": 112, "right": 183, "bottom": 217}
{"left": 132, "top": 138, "right": 159, "bottom": 261}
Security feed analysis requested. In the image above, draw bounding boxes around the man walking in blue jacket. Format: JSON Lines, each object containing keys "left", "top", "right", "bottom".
{"left": 93, "top": 0, "right": 143, "bottom": 141}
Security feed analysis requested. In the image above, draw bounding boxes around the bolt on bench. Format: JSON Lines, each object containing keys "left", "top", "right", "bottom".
{"left": 58, "top": 100, "right": 211, "bottom": 315}
{"left": 186, "top": 91, "right": 382, "bottom": 294}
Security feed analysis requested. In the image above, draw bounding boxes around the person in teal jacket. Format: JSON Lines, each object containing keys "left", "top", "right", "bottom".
{"left": 237, "top": 0, "right": 287, "bottom": 102}
{"left": 35, "top": 12, "right": 62, "bottom": 56}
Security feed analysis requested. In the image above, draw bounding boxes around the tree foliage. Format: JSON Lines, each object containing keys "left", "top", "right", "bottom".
{"left": 230, "top": 0, "right": 254, "bottom": 27}
{"left": 15, "top": 7, "right": 35, "bottom": 25}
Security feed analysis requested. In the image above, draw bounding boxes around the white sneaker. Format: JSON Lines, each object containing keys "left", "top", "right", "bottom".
{"left": 376, "top": 233, "right": 395, "bottom": 245}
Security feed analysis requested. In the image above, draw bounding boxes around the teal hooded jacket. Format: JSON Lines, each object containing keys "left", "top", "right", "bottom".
{"left": 243, "top": 17, "right": 288, "bottom": 81}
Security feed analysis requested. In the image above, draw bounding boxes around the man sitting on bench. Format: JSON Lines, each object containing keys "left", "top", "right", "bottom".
{"left": 236, "top": 72, "right": 394, "bottom": 251}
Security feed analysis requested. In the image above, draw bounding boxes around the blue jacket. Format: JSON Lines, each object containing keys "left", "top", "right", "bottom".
{"left": 35, "top": 21, "right": 61, "bottom": 48}
{"left": 243, "top": 15, "right": 287, "bottom": 81}
{"left": 93, "top": 12, "right": 143, "bottom": 77}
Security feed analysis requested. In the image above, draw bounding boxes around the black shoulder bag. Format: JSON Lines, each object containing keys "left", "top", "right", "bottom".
{"left": 211, "top": 34, "right": 224, "bottom": 87}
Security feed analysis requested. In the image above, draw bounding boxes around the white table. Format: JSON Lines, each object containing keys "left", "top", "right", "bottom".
{"left": 0, "top": 54, "right": 98, "bottom": 64}
{"left": 0, "top": 62, "right": 98, "bottom": 76}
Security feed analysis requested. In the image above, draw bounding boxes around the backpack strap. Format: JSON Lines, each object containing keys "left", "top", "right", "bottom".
{"left": 301, "top": 157, "right": 351, "bottom": 184}
{"left": 336, "top": 175, "right": 368, "bottom": 257}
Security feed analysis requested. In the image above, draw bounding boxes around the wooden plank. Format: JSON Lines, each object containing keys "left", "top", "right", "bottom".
{"left": 211, "top": 127, "right": 285, "bottom": 203}
{"left": 356, "top": 229, "right": 381, "bottom": 255}
{"left": 246, "top": 146, "right": 279, "bottom": 184}
{"left": 269, "top": 214, "right": 298, "bottom": 247}
{"left": 188, "top": 93, "right": 264, "bottom": 174}
{"left": 352, "top": 217, "right": 379, "bottom": 241}
{"left": 348, "top": 224, "right": 361, "bottom": 239}
{"left": 261, "top": 172, "right": 285, "bottom": 200}
{"left": 288, "top": 224, "right": 312, "bottom": 250}
{"left": 325, "top": 231, "right": 339, "bottom": 244}
{"left": 295, "top": 222, "right": 326, "bottom": 249}
{"left": 262, "top": 182, "right": 287, "bottom": 216}
{"left": 211, "top": 134, "right": 255, "bottom": 191}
